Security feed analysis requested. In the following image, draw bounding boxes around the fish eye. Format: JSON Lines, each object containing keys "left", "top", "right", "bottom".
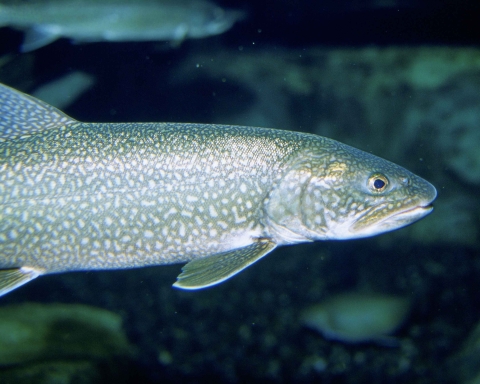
{"left": 368, "top": 173, "right": 389, "bottom": 193}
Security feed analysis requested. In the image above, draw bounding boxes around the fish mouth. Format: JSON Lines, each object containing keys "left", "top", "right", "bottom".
{"left": 380, "top": 203, "right": 434, "bottom": 228}
{"left": 393, "top": 203, "right": 433, "bottom": 219}
{"left": 348, "top": 202, "right": 434, "bottom": 238}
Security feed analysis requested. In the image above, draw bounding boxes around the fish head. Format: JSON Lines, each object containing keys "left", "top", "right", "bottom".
{"left": 265, "top": 140, "right": 437, "bottom": 243}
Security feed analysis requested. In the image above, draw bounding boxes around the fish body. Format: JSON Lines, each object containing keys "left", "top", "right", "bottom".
{"left": 0, "top": 0, "right": 243, "bottom": 51}
{"left": 0, "top": 83, "right": 436, "bottom": 295}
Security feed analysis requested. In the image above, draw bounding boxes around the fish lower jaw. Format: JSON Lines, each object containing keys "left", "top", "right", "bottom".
{"left": 360, "top": 204, "right": 434, "bottom": 236}
{"left": 331, "top": 204, "right": 434, "bottom": 240}
{"left": 386, "top": 204, "right": 434, "bottom": 224}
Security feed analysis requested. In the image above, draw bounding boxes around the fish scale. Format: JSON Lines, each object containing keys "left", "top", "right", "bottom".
{"left": 0, "top": 83, "right": 437, "bottom": 295}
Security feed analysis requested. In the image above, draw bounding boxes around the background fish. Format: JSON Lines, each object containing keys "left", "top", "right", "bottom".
{"left": 301, "top": 292, "right": 411, "bottom": 345}
{"left": 0, "top": 83, "right": 436, "bottom": 296}
{"left": 0, "top": 0, "right": 244, "bottom": 51}
{"left": 32, "top": 71, "right": 95, "bottom": 110}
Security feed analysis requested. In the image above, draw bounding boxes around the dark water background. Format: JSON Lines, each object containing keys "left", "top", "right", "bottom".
{"left": 0, "top": 0, "right": 480, "bottom": 383}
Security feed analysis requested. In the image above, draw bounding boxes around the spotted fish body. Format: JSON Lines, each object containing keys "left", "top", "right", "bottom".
{"left": 2, "top": 122, "right": 302, "bottom": 270}
{"left": 0, "top": 83, "right": 436, "bottom": 295}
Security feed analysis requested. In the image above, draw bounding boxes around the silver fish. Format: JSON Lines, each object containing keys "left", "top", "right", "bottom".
{"left": 0, "top": 0, "right": 244, "bottom": 51}
{"left": 0, "top": 83, "right": 436, "bottom": 296}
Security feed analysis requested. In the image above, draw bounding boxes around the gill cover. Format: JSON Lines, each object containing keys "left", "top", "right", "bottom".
{"left": 265, "top": 155, "right": 329, "bottom": 244}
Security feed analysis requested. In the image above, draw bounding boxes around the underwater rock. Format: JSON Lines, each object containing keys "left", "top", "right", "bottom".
{"left": 407, "top": 74, "right": 480, "bottom": 186}
{"left": 301, "top": 292, "right": 411, "bottom": 344}
{"left": 0, "top": 302, "right": 133, "bottom": 366}
{"left": 0, "top": 360, "right": 103, "bottom": 384}
{"left": 406, "top": 194, "right": 477, "bottom": 246}
{"left": 449, "top": 319, "right": 480, "bottom": 384}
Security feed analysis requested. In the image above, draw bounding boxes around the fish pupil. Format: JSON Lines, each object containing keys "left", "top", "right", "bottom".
{"left": 373, "top": 179, "right": 385, "bottom": 189}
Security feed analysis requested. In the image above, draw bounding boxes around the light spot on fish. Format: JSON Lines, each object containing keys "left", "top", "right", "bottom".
{"left": 163, "top": 207, "right": 177, "bottom": 220}
{"left": 209, "top": 205, "right": 218, "bottom": 218}
{"left": 179, "top": 222, "right": 186, "bottom": 237}
{"left": 218, "top": 221, "right": 229, "bottom": 230}
{"left": 181, "top": 210, "right": 193, "bottom": 218}
{"left": 232, "top": 206, "right": 247, "bottom": 224}
{"left": 186, "top": 195, "right": 198, "bottom": 203}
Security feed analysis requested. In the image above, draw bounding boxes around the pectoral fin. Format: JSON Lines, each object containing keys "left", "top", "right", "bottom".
{"left": 173, "top": 239, "right": 276, "bottom": 290}
{"left": 0, "top": 267, "right": 42, "bottom": 297}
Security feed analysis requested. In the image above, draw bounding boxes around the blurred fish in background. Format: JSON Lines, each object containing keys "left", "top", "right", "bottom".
{"left": 31, "top": 71, "right": 95, "bottom": 109}
{"left": 301, "top": 292, "right": 411, "bottom": 345}
{"left": 0, "top": 0, "right": 244, "bottom": 51}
